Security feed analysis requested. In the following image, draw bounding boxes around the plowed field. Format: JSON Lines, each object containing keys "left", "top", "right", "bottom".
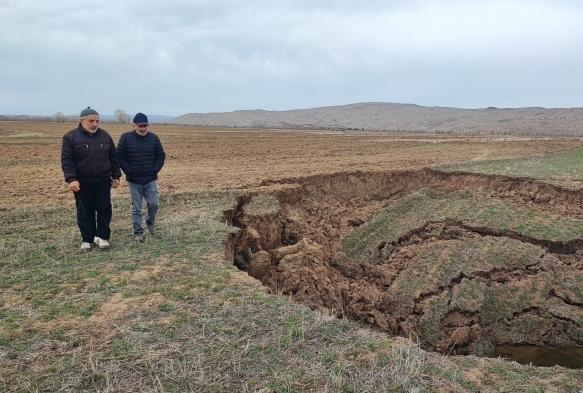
{"left": 0, "top": 121, "right": 579, "bottom": 208}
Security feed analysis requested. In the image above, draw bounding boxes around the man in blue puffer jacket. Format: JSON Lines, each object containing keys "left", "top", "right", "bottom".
{"left": 117, "top": 113, "right": 166, "bottom": 242}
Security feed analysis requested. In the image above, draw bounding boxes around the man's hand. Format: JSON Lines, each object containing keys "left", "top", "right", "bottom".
{"left": 112, "top": 179, "right": 120, "bottom": 189}
{"left": 68, "top": 180, "right": 80, "bottom": 192}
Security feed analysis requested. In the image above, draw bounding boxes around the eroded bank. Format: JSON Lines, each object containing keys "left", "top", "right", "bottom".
{"left": 224, "top": 168, "right": 583, "bottom": 357}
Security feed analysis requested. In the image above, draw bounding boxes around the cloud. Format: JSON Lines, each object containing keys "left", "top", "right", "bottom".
{"left": 1, "top": 0, "right": 582, "bottom": 115}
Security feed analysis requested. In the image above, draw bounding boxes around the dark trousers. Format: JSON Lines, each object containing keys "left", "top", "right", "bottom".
{"left": 74, "top": 180, "right": 112, "bottom": 242}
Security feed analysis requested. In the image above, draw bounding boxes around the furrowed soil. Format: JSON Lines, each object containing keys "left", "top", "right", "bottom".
{"left": 3, "top": 121, "right": 583, "bottom": 389}
{"left": 0, "top": 121, "right": 578, "bottom": 208}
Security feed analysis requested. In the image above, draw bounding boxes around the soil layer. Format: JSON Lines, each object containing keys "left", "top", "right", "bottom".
{"left": 226, "top": 169, "right": 583, "bottom": 356}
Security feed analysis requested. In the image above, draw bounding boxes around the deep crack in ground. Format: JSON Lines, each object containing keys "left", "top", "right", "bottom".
{"left": 224, "top": 168, "right": 583, "bottom": 357}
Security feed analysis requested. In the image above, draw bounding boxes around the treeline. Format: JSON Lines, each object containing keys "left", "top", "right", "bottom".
{"left": 0, "top": 114, "right": 70, "bottom": 122}
{"left": 0, "top": 115, "right": 124, "bottom": 124}
{"left": 0, "top": 109, "right": 132, "bottom": 124}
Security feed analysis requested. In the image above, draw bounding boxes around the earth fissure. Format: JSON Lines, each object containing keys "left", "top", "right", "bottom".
{"left": 224, "top": 168, "right": 583, "bottom": 356}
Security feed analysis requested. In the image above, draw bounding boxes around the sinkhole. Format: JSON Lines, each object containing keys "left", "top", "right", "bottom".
{"left": 223, "top": 169, "right": 583, "bottom": 367}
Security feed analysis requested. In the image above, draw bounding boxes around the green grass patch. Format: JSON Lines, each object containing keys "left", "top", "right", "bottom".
{"left": 433, "top": 147, "right": 583, "bottom": 189}
{"left": 342, "top": 189, "right": 583, "bottom": 261}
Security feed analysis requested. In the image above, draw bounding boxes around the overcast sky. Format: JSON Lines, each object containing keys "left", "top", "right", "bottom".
{"left": 1, "top": 0, "right": 582, "bottom": 116}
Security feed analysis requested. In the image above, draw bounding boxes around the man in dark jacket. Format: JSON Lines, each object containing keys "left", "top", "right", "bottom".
{"left": 61, "top": 107, "right": 121, "bottom": 251}
{"left": 117, "top": 113, "right": 166, "bottom": 242}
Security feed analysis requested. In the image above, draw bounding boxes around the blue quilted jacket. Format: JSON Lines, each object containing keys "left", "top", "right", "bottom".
{"left": 117, "top": 131, "right": 165, "bottom": 185}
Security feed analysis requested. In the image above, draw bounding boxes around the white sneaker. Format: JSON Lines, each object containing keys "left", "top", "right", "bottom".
{"left": 80, "top": 242, "right": 91, "bottom": 251}
{"left": 94, "top": 237, "right": 110, "bottom": 249}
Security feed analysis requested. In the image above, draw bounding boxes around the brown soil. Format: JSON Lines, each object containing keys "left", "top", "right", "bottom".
{"left": 225, "top": 169, "right": 583, "bottom": 355}
{"left": 0, "top": 121, "right": 579, "bottom": 208}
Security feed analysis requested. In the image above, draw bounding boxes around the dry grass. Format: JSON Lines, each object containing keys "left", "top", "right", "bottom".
{"left": 244, "top": 195, "right": 281, "bottom": 216}
{"left": 2, "top": 191, "right": 581, "bottom": 391}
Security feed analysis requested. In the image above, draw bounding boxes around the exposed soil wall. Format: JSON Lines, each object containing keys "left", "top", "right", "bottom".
{"left": 224, "top": 169, "right": 583, "bottom": 355}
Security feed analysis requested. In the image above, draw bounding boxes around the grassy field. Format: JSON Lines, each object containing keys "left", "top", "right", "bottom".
{"left": 1, "top": 192, "right": 582, "bottom": 391}
{"left": 434, "top": 148, "right": 583, "bottom": 190}
{"left": 2, "top": 125, "right": 583, "bottom": 391}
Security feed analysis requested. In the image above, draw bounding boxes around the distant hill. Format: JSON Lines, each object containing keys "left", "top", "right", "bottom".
{"left": 168, "top": 102, "right": 583, "bottom": 136}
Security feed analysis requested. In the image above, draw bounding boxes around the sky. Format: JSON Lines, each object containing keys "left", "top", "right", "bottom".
{"left": 1, "top": 0, "right": 582, "bottom": 117}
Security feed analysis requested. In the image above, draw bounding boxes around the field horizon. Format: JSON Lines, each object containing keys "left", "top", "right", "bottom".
{"left": 2, "top": 121, "right": 583, "bottom": 391}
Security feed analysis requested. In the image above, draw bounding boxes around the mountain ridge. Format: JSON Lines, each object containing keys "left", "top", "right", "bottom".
{"left": 168, "top": 102, "right": 583, "bottom": 136}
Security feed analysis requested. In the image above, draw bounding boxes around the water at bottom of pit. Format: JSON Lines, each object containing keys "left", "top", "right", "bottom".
{"left": 493, "top": 345, "right": 583, "bottom": 369}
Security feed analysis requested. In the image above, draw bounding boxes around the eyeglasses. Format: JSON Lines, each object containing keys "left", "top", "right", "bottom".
{"left": 137, "top": 124, "right": 149, "bottom": 128}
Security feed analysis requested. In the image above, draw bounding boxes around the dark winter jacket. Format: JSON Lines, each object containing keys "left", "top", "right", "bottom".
{"left": 61, "top": 125, "right": 121, "bottom": 183}
{"left": 117, "top": 131, "right": 165, "bottom": 185}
